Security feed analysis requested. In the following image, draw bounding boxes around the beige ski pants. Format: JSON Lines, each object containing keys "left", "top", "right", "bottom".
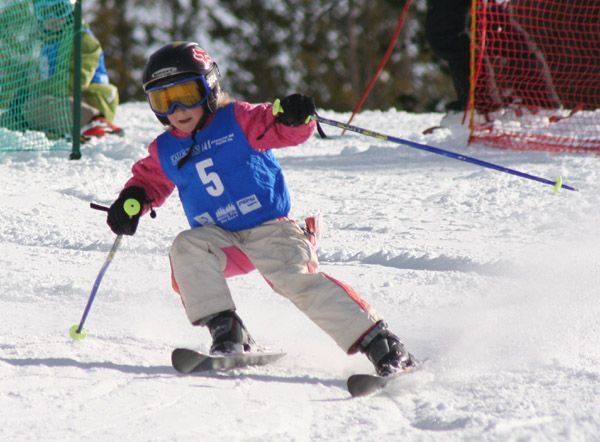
{"left": 169, "top": 218, "right": 381, "bottom": 353}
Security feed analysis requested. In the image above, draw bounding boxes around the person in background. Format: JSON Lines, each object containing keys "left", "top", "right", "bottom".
{"left": 425, "top": 0, "right": 471, "bottom": 112}
{"left": 106, "top": 41, "right": 418, "bottom": 377}
{"left": 16, "top": 0, "right": 122, "bottom": 140}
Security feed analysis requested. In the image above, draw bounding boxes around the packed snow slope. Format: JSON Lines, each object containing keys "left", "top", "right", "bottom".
{"left": 1, "top": 103, "right": 600, "bottom": 441}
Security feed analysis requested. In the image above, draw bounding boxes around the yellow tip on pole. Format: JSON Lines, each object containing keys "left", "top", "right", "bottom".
{"left": 553, "top": 176, "right": 563, "bottom": 193}
{"left": 272, "top": 98, "right": 283, "bottom": 116}
{"left": 69, "top": 324, "right": 87, "bottom": 341}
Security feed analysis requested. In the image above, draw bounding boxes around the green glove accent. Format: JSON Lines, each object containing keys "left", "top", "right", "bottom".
{"left": 272, "top": 97, "right": 311, "bottom": 123}
{"left": 123, "top": 198, "right": 141, "bottom": 219}
{"left": 272, "top": 98, "right": 284, "bottom": 116}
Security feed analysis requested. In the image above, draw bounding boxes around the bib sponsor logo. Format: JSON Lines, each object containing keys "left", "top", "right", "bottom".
{"left": 193, "top": 212, "right": 215, "bottom": 226}
{"left": 237, "top": 195, "right": 262, "bottom": 215}
{"left": 192, "top": 48, "right": 212, "bottom": 64}
{"left": 211, "top": 133, "right": 234, "bottom": 147}
{"left": 152, "top": 67, "right": 179, "bottom": 79}
{"left": 216, "top": 203, "right": 239, "bottom": 223}
{"left": 169, "top": 133, "right": 235, "bottom": 166}
{"left": 170, "top": 148, "right": 191, "bottom": 166}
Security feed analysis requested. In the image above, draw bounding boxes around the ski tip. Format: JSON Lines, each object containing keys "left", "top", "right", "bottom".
{"left": 347, "top": 357, "right": 429, "bottom": 397}
{"left": 171, "top": 348, "right": 206, "bottom": 374}
{"left": 171, "top": 348, "right": 286, "bottom": 375}
{"left": 347, "top": 373, "right": 389, "bottom": 397}
{"left": 172, "top": 347, "right": 198, "bottom": 355}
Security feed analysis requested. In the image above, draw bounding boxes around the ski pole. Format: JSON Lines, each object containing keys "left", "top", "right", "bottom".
{"left": 69, "top": 199, "right": 141, "bottom": 341}
{"left": 314, "top": 113, "right": 577, "bottom": 192}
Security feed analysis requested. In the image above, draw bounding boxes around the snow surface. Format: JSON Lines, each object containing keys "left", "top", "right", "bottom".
{"left": 1, "top": 103, "right": 600, "bottom": 441}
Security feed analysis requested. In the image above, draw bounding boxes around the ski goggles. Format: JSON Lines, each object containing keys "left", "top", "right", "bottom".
{"left": 145, "top": 75, "right": 210, "bottom": 117}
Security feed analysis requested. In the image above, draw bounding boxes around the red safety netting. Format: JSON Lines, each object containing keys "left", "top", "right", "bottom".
{"left": 468, "top": 0, "right": 600, "bottom": 152}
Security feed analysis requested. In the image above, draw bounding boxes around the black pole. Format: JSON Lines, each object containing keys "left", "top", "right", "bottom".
{"left": 69, "top": 0, "right": 83, "bottom": 160}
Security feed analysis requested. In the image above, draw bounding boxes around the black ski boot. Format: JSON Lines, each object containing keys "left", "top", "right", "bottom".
{"left": 360, "top": 324, "right": 417, "bottom": 376}
{"left": 206, "top": 310, "right": 255, "bottom": 355}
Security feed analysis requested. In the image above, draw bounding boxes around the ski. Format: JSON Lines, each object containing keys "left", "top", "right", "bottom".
{"left": 171, "top": 348, "right": 286, "bottom": 374}
{"left": 347, "top": 361, "right": 426, "bottom": 397}
{"left": 347, "top": 372, "right": 403, "bottom": 397}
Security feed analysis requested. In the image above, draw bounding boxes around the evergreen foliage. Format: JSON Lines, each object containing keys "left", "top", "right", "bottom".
{"left": 86, "top": 0, "right": 453, "bottom": 111}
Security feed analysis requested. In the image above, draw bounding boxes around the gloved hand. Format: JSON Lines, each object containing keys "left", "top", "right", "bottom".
{"left": 107, "top": 186, "right": 147, "bottom": 235}
{"left": 274, "top": 94, "right": 316, "bottom": 126}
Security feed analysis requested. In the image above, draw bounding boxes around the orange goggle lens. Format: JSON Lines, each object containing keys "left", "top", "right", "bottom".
{"left": 146, "top": 77, "right": 208, "bottom": 116}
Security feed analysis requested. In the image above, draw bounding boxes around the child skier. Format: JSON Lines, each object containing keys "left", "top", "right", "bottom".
{"left": 106, "top": 41, "right": 416, "bottom": 376}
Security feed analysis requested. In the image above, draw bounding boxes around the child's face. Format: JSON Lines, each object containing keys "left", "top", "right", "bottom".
{"left": 167, "top": 105, "right": 205, "bottom": 133}
{"left": 43, "top": 16, "right": 68, "bottom": 32}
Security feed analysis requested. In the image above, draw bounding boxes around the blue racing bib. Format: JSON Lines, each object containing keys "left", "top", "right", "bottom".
{"left": 156, "top": 103, "right": 291, "bottom": 231}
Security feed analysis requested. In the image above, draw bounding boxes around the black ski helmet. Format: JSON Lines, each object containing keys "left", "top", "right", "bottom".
{"left": 142, "top": 42, "right": 221, "bottom": 123}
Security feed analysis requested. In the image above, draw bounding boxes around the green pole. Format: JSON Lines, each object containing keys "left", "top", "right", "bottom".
{"left": 70, "top": 0, "right": 83, "bottom": 160}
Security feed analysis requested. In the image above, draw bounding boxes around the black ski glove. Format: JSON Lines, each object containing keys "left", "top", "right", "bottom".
{"left": 107, "top": 186, "right": 147, "bottom": 236}
{"left": 274, "top": 94, "right": 316, "bottom": 126}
